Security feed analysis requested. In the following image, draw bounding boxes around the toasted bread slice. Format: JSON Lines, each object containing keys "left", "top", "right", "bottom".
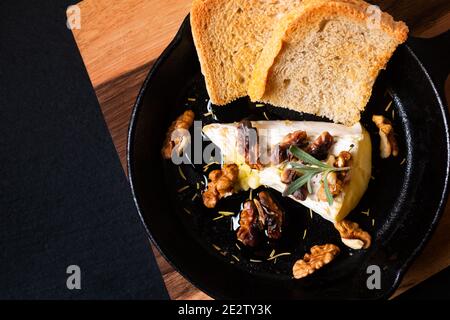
{"left": 191, "top": 0, "right": 303, "bottom": 105}
{"left": 248, "top": 0, "right": 408, "bottom": 126}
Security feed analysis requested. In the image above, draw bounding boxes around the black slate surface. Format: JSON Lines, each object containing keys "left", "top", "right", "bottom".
{"left": 0, "top": 0, "right": 168, "bottom": 299}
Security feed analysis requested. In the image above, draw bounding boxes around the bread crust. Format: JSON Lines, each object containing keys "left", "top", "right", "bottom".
{"left": 191, "top": 0, "right": 224, "bottom": 104}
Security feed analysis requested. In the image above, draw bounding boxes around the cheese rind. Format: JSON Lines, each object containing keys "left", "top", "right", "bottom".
{"left": 203, "top": 121, "right": 372, "bottom": 222}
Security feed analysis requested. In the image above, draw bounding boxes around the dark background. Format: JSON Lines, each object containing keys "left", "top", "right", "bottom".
{"left": 0, "top": 0, "right": 167, "bottom": 299}
{"left": 397, "top": 267, "right": 450, "bottom": 299}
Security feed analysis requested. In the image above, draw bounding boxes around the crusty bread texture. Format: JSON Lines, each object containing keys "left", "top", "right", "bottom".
{"left": 191, "top": 0, "right": 303, "bottom": 105}
{"left": 248, "top": 0, "right": 408, "bottom": 126}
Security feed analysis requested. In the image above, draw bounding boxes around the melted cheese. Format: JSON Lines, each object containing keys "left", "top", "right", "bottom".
{"left": 203, "top": 121, "right": 372, "bottom": 222}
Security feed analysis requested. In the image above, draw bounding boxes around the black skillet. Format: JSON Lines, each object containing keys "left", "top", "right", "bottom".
{"left": 127, "top": 16, "right": 450, "bottom": 299}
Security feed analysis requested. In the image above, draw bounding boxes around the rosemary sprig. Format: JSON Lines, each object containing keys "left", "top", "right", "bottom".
{"left": 284, "top": 146, "right": 350, "bottom": 205}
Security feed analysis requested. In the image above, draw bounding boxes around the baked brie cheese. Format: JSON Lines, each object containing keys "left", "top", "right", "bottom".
{"left": 203, "top": 121, "right": 372, "bottom": 222}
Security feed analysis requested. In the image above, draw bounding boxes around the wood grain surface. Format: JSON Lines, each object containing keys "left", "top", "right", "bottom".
{"left": 72, "top": 0, "right": 450, "bottom": 300}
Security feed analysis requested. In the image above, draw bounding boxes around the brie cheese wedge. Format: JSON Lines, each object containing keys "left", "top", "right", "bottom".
{"left": 203, "top": 121, "right": 372, "bottom": 222}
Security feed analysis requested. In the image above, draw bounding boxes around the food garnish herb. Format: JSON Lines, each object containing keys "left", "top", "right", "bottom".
{"left": 213, "top": 211, "right": 235, "bottom": 221}
{"left": 177, "top": 185, "right": 190, "bottom": 193}
{"left": 284, "top": 146, "right": 350, "bottom": 205}
{"left": 178, "top": 166, "right": 187, "bottom": 180}
{"left": 266, "top": 252, "right": 291, "bottom": 261}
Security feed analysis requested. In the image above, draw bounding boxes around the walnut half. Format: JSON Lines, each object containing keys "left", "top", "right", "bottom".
{"left": 372, "top": 115, "right": 398, "bottom": 159}
{"left": 202, "top": 164, "right": 239, "bottom": 208}
{"left": 257, "top": 191, "right": 285, "bottom": 240}
{"left": 317, "top": 171, "right": 343, "bottom": 202}
{"left": 334, "top": 220, "right": 371, "bottom": 250}
{"left": 305, "top": 132, "right": 334, "bottom": 160}
{"left": 292, "top": 244, "right": 340, "bottom": 279}
{"left": 237, "top": 200, "right": 261, "bottom": 247}
{"left": 161, "top": 110, "right": 195, "bottom": 159}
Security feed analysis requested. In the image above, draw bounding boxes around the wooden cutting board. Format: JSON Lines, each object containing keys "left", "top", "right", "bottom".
{"left": 72, "top": 0, "right": 450, "bottom": 300}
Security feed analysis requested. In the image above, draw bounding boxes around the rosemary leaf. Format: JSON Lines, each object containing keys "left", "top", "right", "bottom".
{"left": 289, "top": 146, "right": 330, "bottom": 168}
{"left": 289, "top": 163, "right": 323, "bottom": 173}
{"left": 283, "top": 172, "right": 313, "bottom": 196}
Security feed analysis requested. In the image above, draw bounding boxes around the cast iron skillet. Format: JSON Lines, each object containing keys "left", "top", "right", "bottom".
{"left": 128, "top": 16, "right": 450, "bottom": 299}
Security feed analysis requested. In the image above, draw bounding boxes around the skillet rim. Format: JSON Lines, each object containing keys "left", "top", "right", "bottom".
{"left": 127, "top": 15, "right": 450, "bottom": 300}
